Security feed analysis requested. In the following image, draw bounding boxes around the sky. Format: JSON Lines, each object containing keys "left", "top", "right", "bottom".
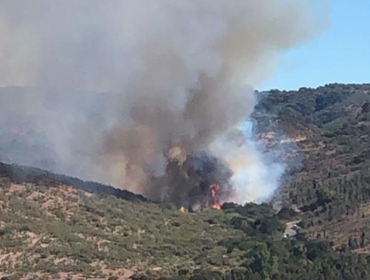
{"left": 260, "top": 0, "right": 370, "bottom": 91}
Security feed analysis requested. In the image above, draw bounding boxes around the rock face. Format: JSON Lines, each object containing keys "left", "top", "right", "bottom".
{"left": 283, "top": 220, "right": 301, "bottom": 238}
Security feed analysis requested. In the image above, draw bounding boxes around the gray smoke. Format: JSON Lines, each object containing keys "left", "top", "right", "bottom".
{"left": 0, "top": 0, "right": 328, "bottom": 203}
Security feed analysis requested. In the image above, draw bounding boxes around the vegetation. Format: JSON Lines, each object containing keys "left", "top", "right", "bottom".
{"left": 1, "top": 83, "right": 370, "bottom": 279}
{"left": 256, "top": 83, "right": 370, "bottom": 252}
{"left": 1, "top": 168, "right": 370, "bottom": 279}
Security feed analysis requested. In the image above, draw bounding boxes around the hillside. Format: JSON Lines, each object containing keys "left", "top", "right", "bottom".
{"left": 255, "top": 83, "right": 370, "bottom": 251}
{"left": 2, "top": 83, "right": 370, "bottom": 279}
{"left": 3, "top": 161, "right": 370, "bottom": 280}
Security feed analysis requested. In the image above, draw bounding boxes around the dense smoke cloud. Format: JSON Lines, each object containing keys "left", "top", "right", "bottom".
{"left": 0, "top": 0, "right": 328, "bottom": 204}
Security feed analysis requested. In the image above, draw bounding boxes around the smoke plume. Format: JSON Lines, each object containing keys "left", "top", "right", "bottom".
{"left": 0, "top": 0, "right": 328, "bottom": 205}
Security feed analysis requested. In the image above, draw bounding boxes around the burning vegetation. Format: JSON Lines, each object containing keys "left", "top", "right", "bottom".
{"left": 148, "top": 151, "right": 233, "bottom": 211}
{"left": 180, "top": 183, "right": 223, "bottom": 212}
{"left": 209, "top": 183, "right": 222, "bottom": 210}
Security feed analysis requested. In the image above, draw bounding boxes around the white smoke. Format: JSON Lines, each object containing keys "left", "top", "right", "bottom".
{"left": 208, "top": 120, "right": 286, "bottom": 204}
{"left": 0, "top": 0, "right": 328, "bottom": 203}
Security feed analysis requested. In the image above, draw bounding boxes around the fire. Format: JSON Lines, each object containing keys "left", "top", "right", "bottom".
{"left": 212, "top": 202, "right": 222, "bottom": 210}
{"left": 179, "top": 184, "right": 222, "bottom": 212}
{"left": 210, "top": 183, "right": 219, "bottom": 197}
{"left": 209, "top": 183, "right": 222, "bottom": 210}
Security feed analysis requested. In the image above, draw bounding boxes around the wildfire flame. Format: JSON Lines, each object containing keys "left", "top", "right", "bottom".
{"left": 209, "top": 183, "right": 222, "bottom": 210}
{"left": 211, "top": 202, "right": 222, "bottom": 210}
{"left": 179, "top": 184, "right": 222, "bottom": 212}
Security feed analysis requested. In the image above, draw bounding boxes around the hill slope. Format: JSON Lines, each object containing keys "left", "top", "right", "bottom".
{"left": 2, "top": 162, "right": 370, "bottom": 280}
{"left": 2, "top": 83, "right": 370, "bottom": 279}
{"left": 255, "top": 83, "right": 370, "bottom": 251}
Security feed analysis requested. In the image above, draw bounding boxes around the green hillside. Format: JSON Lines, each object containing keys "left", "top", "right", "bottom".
{"left": 0, "top": 164, "right": 369, "bottom": 280}
{"left": 2, "top": 83, "right": 370, "bottom": 279}
{"left": 256, "top": 83, "right": 370, "bottom": 251}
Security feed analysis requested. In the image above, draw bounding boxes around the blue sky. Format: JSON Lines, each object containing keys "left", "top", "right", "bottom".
{"left": 260, "top": 0, "right": 370, "bottom": 91}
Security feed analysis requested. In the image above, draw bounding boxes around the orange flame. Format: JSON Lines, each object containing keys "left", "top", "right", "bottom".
{"left": 209, "top": 183, "right": 222, "bottom": 210}
{"left": 212, "top": 202, "right": 222, "bottom": 210}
